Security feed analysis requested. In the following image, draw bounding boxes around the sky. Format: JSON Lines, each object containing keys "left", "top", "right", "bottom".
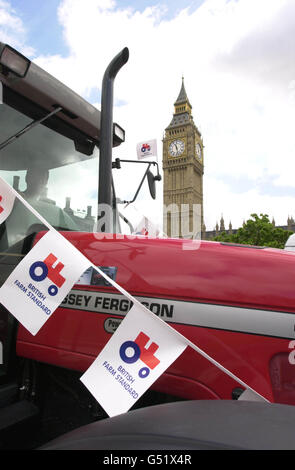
{"left": 1, "top": 0, "right": 295, "bottom": 231}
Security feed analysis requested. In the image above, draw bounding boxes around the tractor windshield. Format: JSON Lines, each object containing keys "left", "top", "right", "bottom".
{"left": 0, "top": 88, "right": 99, "bottom": 251}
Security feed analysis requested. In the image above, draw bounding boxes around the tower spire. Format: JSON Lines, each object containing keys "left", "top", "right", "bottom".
{"left": 220, "top": 214, "right": 225, "bottom": 232}
{"left": 171, "top": 77, "right": 192, "bottom": 119}
{"left": 174, "top": 77, "right": 192, "bottom": 110}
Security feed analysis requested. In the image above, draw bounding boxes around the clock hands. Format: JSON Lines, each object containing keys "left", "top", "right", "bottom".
{"left": 169, "top": 140, "right": 184, "bottom": 156}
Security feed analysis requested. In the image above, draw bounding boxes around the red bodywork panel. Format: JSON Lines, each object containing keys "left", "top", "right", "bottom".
{"left": 16, "top": 233, "right": 295, "bottom": 404}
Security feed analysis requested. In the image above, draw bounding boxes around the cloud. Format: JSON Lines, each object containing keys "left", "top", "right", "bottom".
{"left": 0, "top": 0, "right": 35, "bottom": 56}
{"left": 204, "top": 175, "right": 295, "bottom": 231}
{"left": 215, "top": 0, "right": 295, "bottom": 89}
{"left": 3, "top": 0, "right": 295, "bottom": 231}
{"left": 217, "top": 172, "right": 295, "bottom": 198}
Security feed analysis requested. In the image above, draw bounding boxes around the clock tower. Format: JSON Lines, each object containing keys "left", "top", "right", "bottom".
{"left": 162, "top": 78, "right": 204, "bottom": 238}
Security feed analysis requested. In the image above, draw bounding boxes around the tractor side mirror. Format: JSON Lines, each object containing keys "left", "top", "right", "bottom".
{"left": 113, "top": 159, "right": 162, "bottom": 204}
{"left": 147, "top": 170, "right": 156, "bottom": 200}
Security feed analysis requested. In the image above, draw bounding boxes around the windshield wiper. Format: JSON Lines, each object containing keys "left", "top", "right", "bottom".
{"left": 0, "top": 106, "right": 62, "bottom": 152}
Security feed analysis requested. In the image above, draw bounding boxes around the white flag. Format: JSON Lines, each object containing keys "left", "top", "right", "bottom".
{"left": 0, "top": 230, "right": 90, "bottom": 336}
{"left": 0, "top": 177, "right": 16, "bottom": 224}
{"left": 133, "top": 216, "right": 160, "bottom": 237}
{"left": 80, "top": 304, "right": 187, "bottom": 417}
{"left": 136, "top": 139, "right": 157, "bottom": 160}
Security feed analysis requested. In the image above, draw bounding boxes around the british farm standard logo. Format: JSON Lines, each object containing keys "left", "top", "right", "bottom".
{"left": 119, "top": 331, "right": 160, "bottom": 379}
{"left": 141, "top": 143, "right": 151, "bottom": 153}
{"left": 14, "top": 252, "right": 67, "bottom": 317}
{"left": 80, "top": 305, "right": 188, "bottom": 417}
{"left": 101, "top": 330, "right": 161, "bottom": 401}
{"left": 0, "top": 230, "right": 91, "bottom": 336}
{"left": 29, "top": 253, "right": 66, "bottom": 296}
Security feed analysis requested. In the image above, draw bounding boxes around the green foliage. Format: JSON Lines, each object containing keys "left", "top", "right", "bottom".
{"left": 213, "top": 213, "right": 292, "bottom": 249}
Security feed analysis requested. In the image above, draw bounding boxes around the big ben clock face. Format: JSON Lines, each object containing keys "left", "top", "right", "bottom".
{"left": 195, "top": 142, "right": 202, "bottom": 161}
{"left": 169, "top": 139, "right": 185, "bottom": 157}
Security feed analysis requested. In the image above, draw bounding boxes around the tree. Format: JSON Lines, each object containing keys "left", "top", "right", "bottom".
{"left": 213, "top": 213, "right": 292, "bottom": 249}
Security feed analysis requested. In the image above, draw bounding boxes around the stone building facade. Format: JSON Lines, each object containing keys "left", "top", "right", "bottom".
{"left": 162, "top": 79, "right": 204, "bottom": 238}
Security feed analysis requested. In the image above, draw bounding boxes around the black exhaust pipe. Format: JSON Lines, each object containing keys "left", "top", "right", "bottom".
{"left": 98, "top": 47, "right": 129, "bottom": 210}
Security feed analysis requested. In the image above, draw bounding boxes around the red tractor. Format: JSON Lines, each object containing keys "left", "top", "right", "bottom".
{"left": 141, "top": 143, "right": 151, "bottom": 152}
{"left": 0, "top": 43, "right": 295, "bottom": 450}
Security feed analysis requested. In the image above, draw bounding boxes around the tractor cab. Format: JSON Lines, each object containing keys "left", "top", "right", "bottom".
{"left": 0, "top": 44, "right": 113, "bottom": 256}
{"left": 0, "top": 44, "right": 157, "bottom": 253}
{"left": 0, "top": 97, "right": 100, "bottom": 247}
{"left": 0, "top": 43, "right": 128, "bottom": 394}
